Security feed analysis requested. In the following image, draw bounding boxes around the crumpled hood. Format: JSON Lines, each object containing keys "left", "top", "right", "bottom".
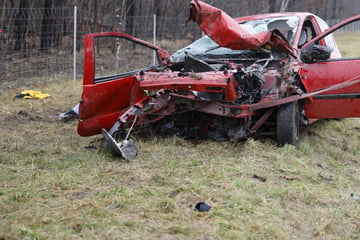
{"left": 169, "top": 36, "right": 273, "bottom": 63}
{"left": 187, "top": 0, "right": 296, "bottom": 57}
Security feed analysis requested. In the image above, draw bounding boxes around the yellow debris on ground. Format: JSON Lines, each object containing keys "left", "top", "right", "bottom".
{"left": 17, "top": 90, "right": 51, "bottom": 99}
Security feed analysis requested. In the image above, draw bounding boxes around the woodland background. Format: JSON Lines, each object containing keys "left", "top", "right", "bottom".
{"left": 1, "top": 0, "right": 359, "bottom": 82}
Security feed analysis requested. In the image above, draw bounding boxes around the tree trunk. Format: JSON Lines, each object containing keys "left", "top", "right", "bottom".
{"left": 279, "top": 0, "right": 290, "bottom": 12}
{"left": 40, "top": 0, "right": 53, "bottom": 52}
{"left": 93, "top": 0, "right": 98, "bottom": 32}
{"left": 268, "top": 0, "right": 277, "bottom": 12}
{"left": 332, "top": 0, "right": 337, "bottom": 19}
{"left": 125, "top": 0, "right": 135, "bottom": 36}
{"left": 323, "top": 0, "right": 329, "bottom": 19}
{"left": 53, "top": 0, "right": 65, "bottom": 49}
{"left": 14, "top": 0, "right": 30, "bottom": 52}
{"left": 1, "top": 0, "right": 7, "bottom": 28}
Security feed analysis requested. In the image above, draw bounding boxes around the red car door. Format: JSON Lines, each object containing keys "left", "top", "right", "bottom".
{"left": 299, "top": 15, "right": 360, "bottom": 119}
{"left": 77, "top": 32, "right": 169, "bottom": 136}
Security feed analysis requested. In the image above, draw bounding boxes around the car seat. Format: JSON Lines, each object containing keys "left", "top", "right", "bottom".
{"left": 298, "top": 29, "right": 308, "bottom": 48}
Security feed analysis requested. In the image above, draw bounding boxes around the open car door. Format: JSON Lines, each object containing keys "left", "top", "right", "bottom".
{"left": 299, "top": 15, "right": 360, "bottom": 119}
{"left": 77, "top": 32, "right": 169, "bottom": 136}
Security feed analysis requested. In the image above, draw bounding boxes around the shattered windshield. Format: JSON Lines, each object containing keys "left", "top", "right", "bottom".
{"left": 242, "top": 16, "right": 300, "bottom": 41}
{"left": 170, "top": 16, "right": 299, "bottom": 63}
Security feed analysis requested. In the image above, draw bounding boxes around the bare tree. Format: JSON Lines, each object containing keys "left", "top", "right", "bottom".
{"left": 125, "top": 0, "right": 135, "bottom": 35}
{"left": 14, "top": 0, "right": 30, "bottom": 52}
{"left": 268, "top": 0, "right": 277, "bottom": 12}
{"left": 332, "top": 0, "right": 338, "bottom": 18}
{"left": 40, "top": 0, "right": 53, "bottom": 52}
{"left": 279, "top": 0, "right": 290, "bottom": 12}
{"left": 1, "top": 1, "right": 7, "bottom": 28}
{"left": 53, "top": 0, "right": 66, "bottom": 48}
{"left": 1, "top": 0, "right": 357, "bottom": 56}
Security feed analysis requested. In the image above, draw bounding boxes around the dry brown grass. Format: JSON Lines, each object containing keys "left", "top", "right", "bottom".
{"left": 1, "top": 31, "right": 360, "bottom": 239}
{"left": 0, "top": 77, "right": 359, "bottom": 240}
{"left": 333, "top": 31, "right": 360, "bottom": 57}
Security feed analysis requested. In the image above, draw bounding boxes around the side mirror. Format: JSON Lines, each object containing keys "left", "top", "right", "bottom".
{"left": 301, "top": 44, "right": 332, "bottom": 63}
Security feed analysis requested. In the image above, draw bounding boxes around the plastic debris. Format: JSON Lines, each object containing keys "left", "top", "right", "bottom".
{"left": 252, "top": 174, "right": 267, "bottom": 182}
{"left": 59, "top": 103, "right": 79, "bottom": 122}
{"left": 58, "top": 109, "right": 79, "bottom": 122}
{"left": 350, "top": 193, "right": 360, "bottom": 202}
{"left": 15, "top": 90, "right": 50, "bottom": 99}
{"left": 194, "top": 201, "right": 212, "bottom": 212}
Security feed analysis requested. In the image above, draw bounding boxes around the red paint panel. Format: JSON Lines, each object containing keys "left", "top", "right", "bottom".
{"left": 300, "top": 60, "right": 360, "bottom": 118}
{"left": 80, "top": 76, "right": 138, "bottom": 119}
{"left": 138, "top": 71, "right": 241, "bottom": 101}
{"left": 304, "top": 99, "right": 360, "bottom": 118}
{"left": 140, "top": 71, "right": 228, "bottom": 90}
{"left": 187, "top": 0, "right": 295, "bottom": 56}
{"left": 77, "top": 32, "right": 167, "bottom": 136}
{"left": 187, "top": 0, "right": 268, "bottom": 49}
{"left": 77, "top": 111, "right": 120, "bottom": 136}
{"left": 78, "top": 76, "right": 142, "bottom": 136}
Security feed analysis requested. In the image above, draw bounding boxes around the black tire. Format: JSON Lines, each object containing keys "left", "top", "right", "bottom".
{"left": 277, "top": 101, "right": 299, "bottom": 146}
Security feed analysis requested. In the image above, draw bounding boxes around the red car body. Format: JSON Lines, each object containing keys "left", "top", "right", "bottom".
{"left": 77, "top": 0, "right": 360, "bottom": 153}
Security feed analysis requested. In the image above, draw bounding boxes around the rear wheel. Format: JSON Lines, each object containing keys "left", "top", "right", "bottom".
{"left": 277, "top": 101, "right": 299, "bottom": 146}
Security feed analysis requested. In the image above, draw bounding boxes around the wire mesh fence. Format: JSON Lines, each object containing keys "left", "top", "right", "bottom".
{"left": 0, "top": 6, "right": 202, "bottom": 83}
{"left": 327, "top": 18, "right": 360, "bottom": 29}
{"left": 0, "top": 6, "right": 359, "bottom": 84}
{"left": 0, "top": 7, "right": 76, "bottom": 83}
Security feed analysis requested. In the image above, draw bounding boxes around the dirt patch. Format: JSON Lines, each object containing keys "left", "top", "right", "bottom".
{"left": 4, "top": 110, "right": 58, "bottom": 125}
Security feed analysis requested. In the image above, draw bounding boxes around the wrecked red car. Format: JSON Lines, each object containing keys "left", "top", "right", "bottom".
{"left": 77, "top": 0, "right": 360, "bottom": 159}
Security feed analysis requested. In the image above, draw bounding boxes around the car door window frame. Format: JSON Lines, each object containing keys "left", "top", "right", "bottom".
{"left": 301, "top": 15, "right": 360, "bottom": 62}
{"left": 93, "top": 35, "right": 161, "bottom": 84}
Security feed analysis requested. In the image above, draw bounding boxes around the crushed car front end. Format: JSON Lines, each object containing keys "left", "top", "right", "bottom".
{"left": 78, "top": 1, "right": 311, "bottom": 158}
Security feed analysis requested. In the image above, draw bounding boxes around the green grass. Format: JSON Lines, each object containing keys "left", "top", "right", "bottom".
{"left": 0, "top": 77, "right": 360, "bottom": 239}
{"left": 333, "top": 32, "right": 360, "bottom": 57}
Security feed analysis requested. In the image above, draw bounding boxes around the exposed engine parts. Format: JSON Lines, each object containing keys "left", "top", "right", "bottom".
{"left": 234, "top": 63, "right": 265, "bottom": 104}
{"left": 79, "top": 0, "right": 360, "bottom": 160}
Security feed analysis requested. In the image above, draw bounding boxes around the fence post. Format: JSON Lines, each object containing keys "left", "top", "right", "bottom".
{"left": 153, "top": 14, "right": 156, "bottom": 65}
{"left": 73, "top": 5, "right": 77, "bottom": 80}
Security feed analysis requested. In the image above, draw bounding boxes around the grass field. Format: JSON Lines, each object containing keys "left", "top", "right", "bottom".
{"left": 1, "top": 77, "right": 359, "bottom": 240}
{"left": 1, "top": 34, "right": 360, "bottom": 239}
{"left": 333, "top": 32, "right": 360, "bottom": 58}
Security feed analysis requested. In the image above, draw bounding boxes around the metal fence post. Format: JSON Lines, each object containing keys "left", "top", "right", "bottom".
{"left": 153, "top": 14, "right": 156, "bottom": 65}
{"left": 73, "top": 5, "right": 77, "bottom": 80}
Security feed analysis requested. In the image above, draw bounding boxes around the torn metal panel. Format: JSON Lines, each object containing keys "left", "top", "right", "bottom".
{"left": 187, "top": 0, "right": 296, "bottom": 57}
{"left": 248, "top": 77, "right": 360, "bottom": 111}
